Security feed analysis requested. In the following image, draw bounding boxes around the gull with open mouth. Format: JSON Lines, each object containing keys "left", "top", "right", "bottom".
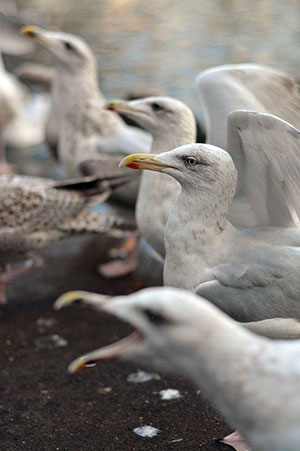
{"left": 55, "top": 287, "right": 300, "bottom": 451}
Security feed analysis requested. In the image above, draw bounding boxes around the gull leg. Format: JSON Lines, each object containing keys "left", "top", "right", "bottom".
{"left": 218, "top": 431, "right": 251, "bottom": 451}
{"left": 0, "top": 257, "right": 44, "bottom": 303}
{"left": 98, "top": 231, "right": 138, "bottom": 278}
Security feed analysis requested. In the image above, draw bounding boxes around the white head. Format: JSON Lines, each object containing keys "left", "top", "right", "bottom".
{"left": 54, "top": 287, "right": 227, "bottom": 375}
{"left": 120, "top": 143, "right": 237, "bottom": 198}
{"left": 105, "top": 96, "right": 196, "bottom": 146}
{"left": 22, "top": 26, "right": 96, "bottom": 74}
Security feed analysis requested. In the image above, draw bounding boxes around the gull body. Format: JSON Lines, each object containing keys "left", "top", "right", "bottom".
{"left": 109, "top": 96, "right": 196, "bottom": 256}
{"left": 56, "top": 287, "right": 300, "bottom": 451}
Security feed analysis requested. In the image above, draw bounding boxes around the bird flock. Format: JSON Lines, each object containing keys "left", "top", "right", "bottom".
{"left": 2, "top": 19, "right": 300, "bottom": 451}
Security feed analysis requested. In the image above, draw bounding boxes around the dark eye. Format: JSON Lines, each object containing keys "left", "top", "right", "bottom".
{"left": 142, "top": 308, "right": 169, "bottom": 326}
{"left": 151, "top": 102, "right": 163, "bottom": 111}
{"left": 184, "top": 156, "right": 198, "bottom": 166}
{"left": 64, "top": 41, "right": 74, "bottom": 51}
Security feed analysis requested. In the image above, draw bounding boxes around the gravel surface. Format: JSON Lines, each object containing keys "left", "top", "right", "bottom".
{"left": 0, "top": 234, "right": 233, "bottom": 451}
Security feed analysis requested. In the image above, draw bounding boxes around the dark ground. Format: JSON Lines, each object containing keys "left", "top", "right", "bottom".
{"left": 0, "top": 233, "right": 233, "bottom": 451}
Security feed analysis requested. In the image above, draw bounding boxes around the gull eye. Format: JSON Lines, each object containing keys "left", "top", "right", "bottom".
{"left": 64, "top": 41, "right": 74, "bottom": 51}
{"left": 142, "top": 308, "right": 169, "bottom": 326}
{"left": 184, "top": 156, "right": 198, "bottom": 167}
{"left": 151, "top": 102, "right": 163, "bottom": 112}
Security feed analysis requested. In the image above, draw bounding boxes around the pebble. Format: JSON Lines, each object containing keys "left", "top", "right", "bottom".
{"left": 36, "top": 318, "right": 57, "bottom": 328}
{"left": 35, "top": 334, "right": 68, "bottom": 349}
{"left": 127, "top": 369, "right": 160, "bottom": 383}
{"left": 159, "top": 389, "right": 182, "bottom": 400}
{"left": 133, "top": 425, "right": 161, "bottom": 438}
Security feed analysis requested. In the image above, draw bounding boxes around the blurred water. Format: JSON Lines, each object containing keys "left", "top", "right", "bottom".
{"left": 18, "top": 0, "right": 300, "bottom": 110}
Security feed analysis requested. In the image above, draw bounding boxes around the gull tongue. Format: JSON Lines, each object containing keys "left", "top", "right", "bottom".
{"left": 68, "top": 330, "right": 142, "bottom": 373}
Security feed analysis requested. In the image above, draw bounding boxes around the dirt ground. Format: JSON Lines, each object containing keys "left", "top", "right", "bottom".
{"left": 0, "top": 234, "right": 233, "bottom": 451}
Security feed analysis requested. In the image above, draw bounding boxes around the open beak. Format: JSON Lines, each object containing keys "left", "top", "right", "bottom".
{"left": 67, "top": 330, "right": 143, "bottom": 373}
{"left": 21, "top": 25, "right": 50, "bottom": 46}
{"left": 54, "top": 290, "right": 144, "bottom": 373}
{"left": 119, "top": 153, "right": 172, "bottom": 171}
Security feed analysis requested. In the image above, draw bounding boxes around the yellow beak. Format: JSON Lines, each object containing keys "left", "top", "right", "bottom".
{"left": 104, "top": 99, "right": 140, "bottom": 115}
{"left": 21, "top": 25, "right": 49, "bottom": 46}
{"left": 119, "top": 153, "right": 170, "bottom": 171}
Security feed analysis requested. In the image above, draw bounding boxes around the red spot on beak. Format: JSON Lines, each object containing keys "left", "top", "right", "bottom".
{"left": 127, "top": 162, "right": 140, "bottom": 169}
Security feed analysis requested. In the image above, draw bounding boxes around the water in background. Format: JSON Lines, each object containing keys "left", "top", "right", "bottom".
{"left": 17, "top": 0, "right": 300, "bottom": 111}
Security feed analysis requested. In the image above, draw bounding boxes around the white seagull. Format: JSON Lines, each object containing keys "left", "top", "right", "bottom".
{"left": 21, "top": 26, "right": 151, "bottom": 176}
{"left": 55, "top": 286, "right": 300, "bottom": 451}
{"left": 120, "top": 116, "right": 300, "bottom": 323}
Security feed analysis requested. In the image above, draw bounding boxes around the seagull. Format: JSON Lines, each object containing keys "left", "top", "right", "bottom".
{"left": 55, "top": 286, "right": 300, "bottom": 451}
{"left": 197, "top": 63, "right": 300, "bottom": 228}
{"left": 0, "top": 47, "right": 47, "bottom": 173}
{"left": 120, "top": 117, "right": 300, "bottom": 323}
{"left": 21, "top": 25, "right": 151, "bottom": 176}
{"left": 0, "top": 173, "right": 132, "bottom": 303}
{"left": 107, "top": 96, "right": 197, "bottom": 256}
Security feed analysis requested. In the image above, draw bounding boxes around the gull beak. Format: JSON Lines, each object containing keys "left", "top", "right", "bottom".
{"left": 119, "top": 153, "right": 172, "bottom": 171}
{"left": 104, "top": 99, "right": 144, "bottom": 115}
{"left": 54, "top": 290, "right": 143, "bottom": 374}
{"left": 67, "top": 330, "right": 143, "bottom": 373}
{"left": 21, "top": 25, "right": 50, "bottom": 46}
{"left": 54, "top": 290, "right": 109, "bottom": 311}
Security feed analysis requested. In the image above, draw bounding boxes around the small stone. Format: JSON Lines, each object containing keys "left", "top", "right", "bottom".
{"left": 159, "top": 389, "right": 182, "bottom": 400}
{"left": 35, "top": 334, "right": 68, "bottom": 349}
{"left": 36, "top": 318, "right": 57, "bottom": 328}
{"left": 133, "top": 425, "right": 161, "bottom": 438}
{"left": 127, "top": 369, "right": 160, "bottom": 383}
{"left": 97, "top": 386, "right": 112, "bottom": 394}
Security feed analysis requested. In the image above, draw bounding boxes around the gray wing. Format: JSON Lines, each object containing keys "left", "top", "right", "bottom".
{"left": 223, "top": 64, "right": 300, "bottom": 129}
{"left": 227, "top": 111, "right": 300, "bottom": 228}
{"left": 197, "top": 63, "right": 300, "bottom": 148}
{"left": 196, "top": 245, "right": 300, "bottom": 322}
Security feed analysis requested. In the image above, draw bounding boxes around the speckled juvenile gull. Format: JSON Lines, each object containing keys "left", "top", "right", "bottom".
{"left": 0, "top": 173, "right": 130, "bottom": 301}
{"left": 21, "top": 26, "right": 151, "bottom": 175}
{"left": 121, "top": 135, "right": 300, "bottom": 323}
{"left": 108, "top": 96, "right": 196, "bottom": 256}
{"left": 197, "top": 64, "right": 300, "bottom": 228}
{"left": 54, "top": 287, "right": 300, "bottom": 451}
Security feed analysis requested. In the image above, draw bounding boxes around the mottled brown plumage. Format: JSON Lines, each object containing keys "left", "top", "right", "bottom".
{"left": 0, "top": 174, "right": 128, "bottom": 263}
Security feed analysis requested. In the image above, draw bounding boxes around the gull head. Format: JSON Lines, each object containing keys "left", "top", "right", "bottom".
{"left": 54, "top": 287, "right": 210, "bottom": 374}
{"left": 105, "top": 96, "right": 196, "bottom": 139}
{"left": 22, "top": 26, "right": 96, "bottom": 72}
{"left": 120, "top": 143, "right": 237, "bottom": 193}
